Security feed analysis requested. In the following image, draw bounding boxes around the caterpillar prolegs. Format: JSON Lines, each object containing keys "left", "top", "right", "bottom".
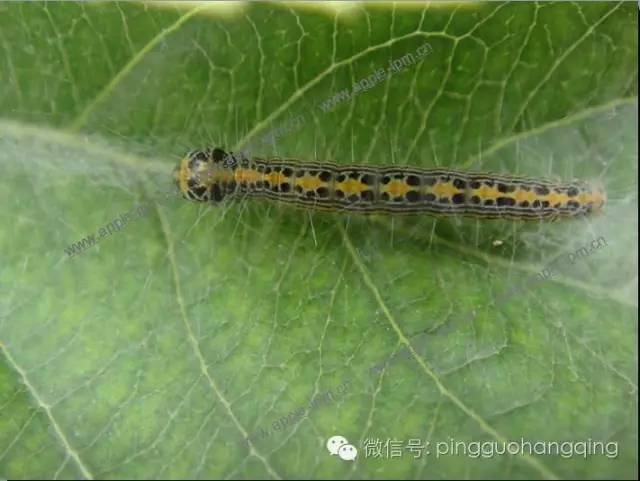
{"left": 173, "top": 148, "right": 606, "bottom": 219}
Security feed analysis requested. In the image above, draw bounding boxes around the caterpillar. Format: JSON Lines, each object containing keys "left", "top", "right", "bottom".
{"left": 172, "top": 148, "right": 606, "bottom": 219}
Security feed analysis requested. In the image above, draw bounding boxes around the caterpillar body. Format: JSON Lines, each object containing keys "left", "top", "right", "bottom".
{"left": 173, "top": 148, "right": 606, "bottom": 220}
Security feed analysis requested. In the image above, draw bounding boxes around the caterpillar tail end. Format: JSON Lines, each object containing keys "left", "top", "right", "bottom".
{"left": 590, "top": 181, "right": 607, "bottom": 215}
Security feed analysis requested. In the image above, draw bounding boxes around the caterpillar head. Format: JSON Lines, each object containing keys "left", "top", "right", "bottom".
{"left": 173, "top": 148, "right": 238, "bottom": 202}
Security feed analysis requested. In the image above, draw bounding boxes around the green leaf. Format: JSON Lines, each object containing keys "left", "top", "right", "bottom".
{"left": 0, "top": 2, "right": 637, "bottom": 479}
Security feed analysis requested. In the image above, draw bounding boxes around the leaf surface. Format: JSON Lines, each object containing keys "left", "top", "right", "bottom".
{"left": 0, "top": 2, "right": 637, "bottom": 479}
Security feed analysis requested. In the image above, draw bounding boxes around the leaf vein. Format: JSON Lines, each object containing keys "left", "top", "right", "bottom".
{"left": 339, "top": 222, "right": 560, "bottom": 481}
{"left": 0, "top": 343, "right": 94, "bottom": 480}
